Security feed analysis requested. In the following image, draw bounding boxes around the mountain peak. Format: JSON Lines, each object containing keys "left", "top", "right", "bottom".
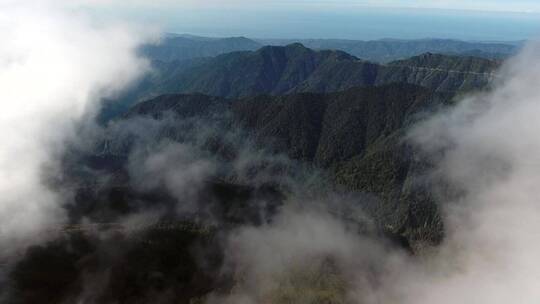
{"left": 388, "top": 52, "right": 498, "bottom": 73}
{"left": 223, "top": 36, "right": 254, "bottom": 42}
{"left": 286, "top": 42, "right": 308, "bottom": 49}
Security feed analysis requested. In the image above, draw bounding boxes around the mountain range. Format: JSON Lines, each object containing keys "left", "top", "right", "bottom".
{"left": 150, "top": 43, "right": 498, "bottom": 98}
{"left": 102, "top": 43, "right": 497, "bottom": 121}
{"left": 142, "top": 34, "right": 519, "bottom": 63}
{"left": 260, "top": 38, "right": 520, "bottom": 62}
{"left": 8, "top": 33, "right": 508, "bottom": 304}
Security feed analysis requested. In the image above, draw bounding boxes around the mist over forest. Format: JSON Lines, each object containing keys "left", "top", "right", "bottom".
{"left": 1, "top": 1, "right": 540, "bottom": 303}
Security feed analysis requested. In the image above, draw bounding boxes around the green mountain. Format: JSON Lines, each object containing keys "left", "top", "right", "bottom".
{"left": 155, "top": 43, "right": 377, "bottom": 98}
{"left": 101, "top": 43, "right": 498, "bottom": 122}
{"left": 375, "top": 52, "right": 499, "bottom": 92}
{"left": 259, "top": 38, "right": 519, "bottom": 62}
{"left": 147, "top": 44, "right": 496, "bottom": 99}
{"left": 387, "top": 52, "right": 499, "bottom": 72}
{"left": 123, "top": 84, "right": 451, "bottom": 248}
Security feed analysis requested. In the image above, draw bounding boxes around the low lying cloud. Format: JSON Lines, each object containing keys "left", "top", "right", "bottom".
{"left": 391, "top": 41, "right": 540, "bottom": 303}
{"left": 0, "top": 0, "right": 151, "bottom": 257}
{"left": 206, "top": 208, "right": 395, "bottom": 304}
{"left": 129, "top": 141, "right": 217, "bottom": 213}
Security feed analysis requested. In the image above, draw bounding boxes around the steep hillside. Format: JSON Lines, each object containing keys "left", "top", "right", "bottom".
{"left": 376, "top": 52, "right": 499, "bottom": 92}
{"left": 125, "top": 84, "right": 452, "bottom": 247}
{"left": 11, "top": 84, "right": 456, "bottom": 304}
{"left": 387, "top": 52, "right": 499, "bottom": 72}
{"left": 101, "top": 44, "right": 497, "bottom": 122}
{"left": 156, "top": 43, "right": 379, "bottom": 98}
{"left": 136, "top": 44, "right": 495, "bottom": 101}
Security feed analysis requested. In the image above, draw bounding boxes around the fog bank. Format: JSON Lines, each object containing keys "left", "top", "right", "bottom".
{"left": 0, "top": 0, "right": 150, "bottom": 257}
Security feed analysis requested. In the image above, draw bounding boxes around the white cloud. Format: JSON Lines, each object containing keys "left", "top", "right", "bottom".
{"left": 0, "top": 0, "right": 151, "bottom": 257}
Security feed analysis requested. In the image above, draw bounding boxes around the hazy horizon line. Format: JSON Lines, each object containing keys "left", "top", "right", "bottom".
{"left": 165, "top": 32, "right": 527, "bottom": 44}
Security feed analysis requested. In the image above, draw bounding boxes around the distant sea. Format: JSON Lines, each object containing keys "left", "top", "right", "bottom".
{"left": 166, "top": 7, "right": 540, "bottom": 41}
{"left": 91, "top": 6, "right": 540, "bottom": 42}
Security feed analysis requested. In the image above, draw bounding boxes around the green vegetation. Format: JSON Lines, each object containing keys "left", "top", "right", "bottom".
{"left": 126, "top": 84, "right": 451, "bottom": 248}
{"left": 103, "top": 43, "right": 495, "bottom": 122}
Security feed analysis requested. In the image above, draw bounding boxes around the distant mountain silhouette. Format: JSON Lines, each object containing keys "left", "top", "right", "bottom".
{"left": 259, "top": 38, "right": 519, "bottom": 62}
{"left": 143, "top": 34, "right": 518, "bottom": 63}
{"left": 140, "top": 35, "right": 261, "bottom": 62}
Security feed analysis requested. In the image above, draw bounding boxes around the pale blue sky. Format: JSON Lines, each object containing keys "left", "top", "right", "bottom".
{"left": 86, "top": 1, "right": 540, "bottom": 41}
